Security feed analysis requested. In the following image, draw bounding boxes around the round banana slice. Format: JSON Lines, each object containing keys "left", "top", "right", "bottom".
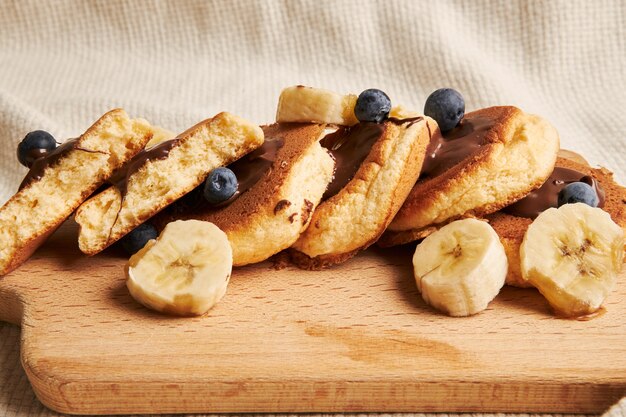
{"left": 126, "top": 220, "right": 232, "bottom": 316}
{"left": 521, "top": 203, "right": 624, "bottom": 317}
{"left": 412, "top": 218, "right": 508, "bottom": 317}
{"left": 276, "top": 85, "right": 358, "bottom": 125}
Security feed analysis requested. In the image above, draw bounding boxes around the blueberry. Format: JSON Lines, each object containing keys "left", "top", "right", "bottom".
{"left": 120, "top": 223, "right": 158, "bottom": 255}
{"left": 354, "top": 89, "right": 391, "bottom": 123}
{"left": 17, "top": 130, "right": 57, "bottom": 167}
{"left": 203, "top": 167, "right": 238, "bottom": 205}
{"left": 557, "top": 182, "right": 599, "bottom": 208}
{"left": 423, "top": 88, "right": 465, "bottom": 132}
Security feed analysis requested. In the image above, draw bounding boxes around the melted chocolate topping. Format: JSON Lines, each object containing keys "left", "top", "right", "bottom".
{"left": 503, "top": 167, "right": 606, "bottom": 219}
{"left": 20, "top": 139, "right": 78, "bottom": 189}
{"left": 228, "top": 137, "right": 284, "bottom": 198}
{"left": 109, "top": 138, "right": 179, "bottom": 197}
{"left": 166, "top": 136, "right": 285, "bottom": 213}
{"left": 319, "top": 117, "right": 424, "bottom": 201}
{"left": 19, "top": 139, "right": 107, "bottom": 190}
{"left": 420, "top": 115, "right": 495, "bottom": 178}
{"left": 320, "top": 122, "right": 385, "bottom": 200}
{"left": 387, "top": 116, "right": 424, "bottom": 128}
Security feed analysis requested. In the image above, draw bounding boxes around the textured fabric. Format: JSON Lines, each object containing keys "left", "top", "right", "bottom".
{"left": 0, "top": 0, "right": 624, "bottom": 416}
{"left": 604, "top": 399, "right": 626, "bottom": 417}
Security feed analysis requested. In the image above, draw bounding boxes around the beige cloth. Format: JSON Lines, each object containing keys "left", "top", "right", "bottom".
{"left": 0, "top": 0, "right": 624, "bottom": 416}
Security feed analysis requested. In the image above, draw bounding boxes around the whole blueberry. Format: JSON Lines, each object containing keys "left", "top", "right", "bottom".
{"left": 354, "top": 89, "right": 392, "bottom": 123}
{"left": 203, "top": 167, "right": 238, "bottom": 205}
{"left": 120, "top": 223, "right": 158, "bottom": 255}
{"left": 557, "top": 182, "right": 599, "bottom": 208}
{"left": 423, "top": 88, "right": 465, "bottom": 132}
{"left": 17, "top": 130, "right": 57, "bottom": 167}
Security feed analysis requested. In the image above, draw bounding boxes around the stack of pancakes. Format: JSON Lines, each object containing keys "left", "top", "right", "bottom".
{"left": 1, "top": 87, "right": 624, "bottom": 282}
{"left": 159, "top": 93, "right": 625, "bottom": 277}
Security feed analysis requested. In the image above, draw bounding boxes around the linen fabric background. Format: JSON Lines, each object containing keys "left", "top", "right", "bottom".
{"left": 0, "top": 0, "right": 624, "bottom": 416}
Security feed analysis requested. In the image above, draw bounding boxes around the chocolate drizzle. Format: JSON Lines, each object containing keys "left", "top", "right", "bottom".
{"left": 100, "top": 138, "right": 178, "bottom": 245}
{"left": 320, "top": 122, "right": 385, "bottom": 200}
{"left": 165, "top": 136, "right": 286, "bottom": 213}
{"left": 420, "top": 115, "right": 495, "bottom": 178}
{"left": 109, "top": 138, "right": 179, "bottom": 198}
{"left": 228, "top": 137, "right": 284, "bottom": 198}
{"left": 19, "top": 139, "right": 108, "bottom": 190}
{"left": 387, "top": 116, "right": 424, "bottom": 128}
{"left": 503, "top": 167, "right": 606, "bottom": 219}
{"left": 318, "top": 117, "right": 424, "bottom": 201}
{"left": 274, "top": 199, "right": 292, "bottom": 214}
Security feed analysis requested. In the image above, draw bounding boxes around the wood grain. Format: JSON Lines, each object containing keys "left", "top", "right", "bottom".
{"left": 0, "top": 221, "right": 624, "bottom": 415}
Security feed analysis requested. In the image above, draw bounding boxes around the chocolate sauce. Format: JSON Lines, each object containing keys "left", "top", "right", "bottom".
{"left": 109, "top": 138, "right": 179, "bottom": 197}
{"left": 19, "top": 139, "right": 77, "bottom": 189}
{"left": 228, "top": 137, "right": 284, "bottom": 197}
{"left": 420, "top": 115, "right": 495, "bottom": 178}
{"left": 166, "top": 137, "right": 285, "bottom": 213}
{"left": 19, "top": 139, "right": 107, "bottom": 190}
{"left": 274, "top": 199, "right": 291, "bottom": 214}
{"left": 503, "top": 167, "right": 606, "bottom": 219}
{"left": 318, "top": 117, "right": 424, "bottom": 201}
{"left": 320, "top": 122, "right": 385, "bottom": 200}
{"left": 387, "top": 116, "right": 424, "bottom": 128}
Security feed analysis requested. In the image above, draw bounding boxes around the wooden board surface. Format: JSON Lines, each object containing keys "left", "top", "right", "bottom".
{"left": 0, "top": 221, "right": 625, "bottom": 415}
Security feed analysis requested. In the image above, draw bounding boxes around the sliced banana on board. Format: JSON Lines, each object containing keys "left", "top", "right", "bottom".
{"left": 412, "top": 218, "right": 508, "bottom": 317}
{"left": 521, "top": 203, "right": 624, "bottom": 317}
{"left": 276, "top": 85, "right": 358, "bottom": 125}
{"left": 126, "top": 220, "right": 233, "bottom": 316}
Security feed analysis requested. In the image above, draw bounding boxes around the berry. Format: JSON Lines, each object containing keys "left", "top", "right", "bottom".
{"left": 17, "top": 130, "right": 57, "bottom": 167}
{"left": 423, "top": 88, "right": 465, "bottom": 132}
{"left": 203, "top": 167, "right": 238, "bottom": 205}
{"left": 354, "top": 89, "right": 391, "bottom": 123}
{"left": 557, "top": 182, "right": 599, "bottom": 208}
{"left": 120, "top": 223, "right": 158, "bottom": 255}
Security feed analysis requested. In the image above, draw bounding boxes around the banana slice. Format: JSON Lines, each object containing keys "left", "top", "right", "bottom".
{"left": 557, "top": 149, "right": 590, "bottom": 166}
{"left": 145, "top": 125, "right": 176, "bottom": 147}
{"left": 389, "top": 105, "right": 420, "bottom": 119}
{"left": 276, "top": 85, "right": 358, "bottom": 125}
{"left": 521, "top": 203, "right": 624, "bottom": 317}
{"left": 126, "top": 220, "right": 232, "bottom": 316}
{"left": 412, "top": 218, "right": 507, "bottom": 317}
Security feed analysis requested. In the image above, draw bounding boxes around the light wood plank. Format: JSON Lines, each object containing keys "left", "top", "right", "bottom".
{"left": 0, "top": 221, "right": 624, "bottom": 414}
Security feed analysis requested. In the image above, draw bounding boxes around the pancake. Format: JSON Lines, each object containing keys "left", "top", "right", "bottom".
{"left": 289, "top": 116, "right": 434, "bottom": 269}
{"left": 153, "top": 123, "right": 335, "bottom": 266}
{"left": 0, "top": 109, "right": 153, "bottom": 275}
{"left": 488, "top": 153, "right": 626, "bottom": 287}
{"left": 378, "top": 106, "right": 560, "bottom": 247}
{"left": 75, "top": 112, "right": 264, "bottom": 255}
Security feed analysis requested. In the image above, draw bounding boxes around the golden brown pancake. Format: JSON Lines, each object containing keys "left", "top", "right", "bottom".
{"left": 154, "top": 123, "right": 335, "bottom": 266}
{"left": 379, "top": 106, "right": 560, "bottom": 247}
{"left": 488, "top": 154, "right": 626, "bottom": 287}
{"left": 75, "top": 112, "right": 264, "bottom": 255}
{"left": 289, "top": 116, "right": 434, "bottom": 269}
{"left": 0, "top": 109, "right": 153, "bottom": 275}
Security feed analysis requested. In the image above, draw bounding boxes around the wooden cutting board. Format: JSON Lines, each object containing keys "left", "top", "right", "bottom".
{"left": 0, "top": 221, "right": 624, "bottom": 415}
